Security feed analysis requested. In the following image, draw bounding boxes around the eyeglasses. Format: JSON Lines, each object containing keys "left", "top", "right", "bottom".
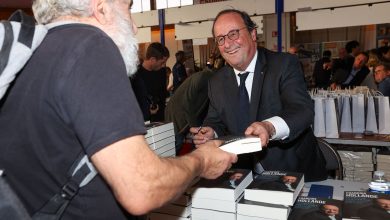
{"left": 215, "top": 27, "right": 247, "bottom": 46}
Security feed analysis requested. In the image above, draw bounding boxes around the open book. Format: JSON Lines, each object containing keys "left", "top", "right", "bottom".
{"left": 218, "top": 135, "right": 261, "bottom": 154}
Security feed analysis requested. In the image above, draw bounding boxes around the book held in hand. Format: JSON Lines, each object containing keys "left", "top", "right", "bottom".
{"left": 244, "top": 171, "right": 304, "bottom": 206}
{"left": 190, "top": 169, "right": 253, "bottom": 201}
{"left": 288, "top": 196, "right": 343, "bottom": 220}
{"left": 218, "top": 135, "right": 261, "bottom": 154}
{"left": 342, "top": 191, "right": 390, "bottom": 220}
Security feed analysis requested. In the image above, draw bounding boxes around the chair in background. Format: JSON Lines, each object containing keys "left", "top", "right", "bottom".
{"left": 317, "top": 138, "right": 344, "bottom": 180}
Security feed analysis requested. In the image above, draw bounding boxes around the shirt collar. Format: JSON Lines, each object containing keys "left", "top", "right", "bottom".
{"left": 233, "top": 51, "right": 258, "bottom": 75}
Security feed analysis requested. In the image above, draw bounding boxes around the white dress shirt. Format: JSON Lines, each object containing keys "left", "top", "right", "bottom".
{"left": 232, "top": 51, "right": 290, "bottom": 140}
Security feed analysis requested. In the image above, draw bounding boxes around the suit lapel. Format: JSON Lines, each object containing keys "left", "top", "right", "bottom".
{"left": 224, "top": 67, "right": 239, "bottom": 115}
{"left": 250, "top": 48, "right": 267, "bottom": 122}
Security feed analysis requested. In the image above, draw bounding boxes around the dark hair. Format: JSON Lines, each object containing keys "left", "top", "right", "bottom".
{"left": 146, "top": 42, "right": 170, "bottom": 60}
{"left": 357, "top": 51, "right": 369, "bottom": 60}
{"left": 345, "top": 40, "right": 359, "bottom": 53}
{"left": 376, "top": 61, "right": 390, "bottom": 72}
{"left": 378, "top": 46, "right": 390, "bottom": 61}
{"left": 212, "top": 9, "right": 257, "bottom": 37}
{"left": 175, "top": 50, "right": 185, "bottom": 61}
{"left": 322, "top": 50, "right": 331, "bottom": 58}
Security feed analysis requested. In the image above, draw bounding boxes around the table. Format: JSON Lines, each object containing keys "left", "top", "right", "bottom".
{"left": 322, "top": 132, "right": 390, "bottom": 148}
{"left": 303, "top": 179, "right": 368, "bottom": 200}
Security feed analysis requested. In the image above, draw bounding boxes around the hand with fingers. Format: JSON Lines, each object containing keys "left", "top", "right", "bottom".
{"left": 244, "top": 121, "right": 275, "bottom": 147}
{"left": 191, "top": 139, "right": 238, "bottom": 179}
{"left": 189, "top": 126, "right": 215, "bottom": 145}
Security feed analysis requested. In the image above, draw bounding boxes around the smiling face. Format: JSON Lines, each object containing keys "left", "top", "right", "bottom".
{"left": 322, "top": 204, "right": 339, "bottom": 216}
{"left": 213, "top": 12, "right": 257, "bottom": 71}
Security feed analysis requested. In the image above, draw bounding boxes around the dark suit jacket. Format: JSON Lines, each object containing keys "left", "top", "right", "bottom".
{"left": 203, "top": 47, "right": 327, "bottom": 181}
{"left": 165, "top": 69, "right": 214, "bottom": 135}
{"left": 302, "top": 211, "right": 341, "bottom": 220}
{"left": 357, "top": 205, "right": 390, "bottom": 220}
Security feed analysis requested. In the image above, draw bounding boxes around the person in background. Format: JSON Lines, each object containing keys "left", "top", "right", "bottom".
{"left": 190, "top": 9, "right": 327, "bottom": 182}
{"left": 378, "top": 46, "right": 390, "bottom": 62}
{"left": 165, "top": 56, "right": 225, "bottom": 155}
{"left": 166, "top": 66, "right": 173, "bottom": 94}
{"left": 330, "top": 52, "right": 369, "bottom": 89}
{"left": 0, "top": 0, "right": 237, "bottom": 219}
{"left": 374, "top": 62, "right": 390, "bottom": 96}
{"left": 172, "top": 50, "right": 187, "bottom": 93}
{"left": 133, "top": 42, "right": 169, "bottom": 122}
{"left": 313, "top": 50, "right": 332, "bottom": 89}
{"left": 361, "top": 48, "right": 380, "bottom": 90}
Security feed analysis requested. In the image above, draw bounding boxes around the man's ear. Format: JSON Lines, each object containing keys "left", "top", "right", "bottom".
{"left": 251, "top": 29, "right": 257, "bottom": 42}
{"left": 92, "top": 0, "right": 109, "bottom": 24}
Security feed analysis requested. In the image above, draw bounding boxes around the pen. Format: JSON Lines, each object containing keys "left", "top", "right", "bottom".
{"left": 196, "top": 126, "right": 203, "bottom": 134}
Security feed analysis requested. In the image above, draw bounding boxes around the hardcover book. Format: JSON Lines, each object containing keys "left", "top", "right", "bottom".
{"left": 342, "top": 191, "right": 390, "bottom": 220}
{"left": 288, "top": 196, "right": 343, "bottom": 220}
{"left": 244, "top": 171, "right": 304, "bottom": 206}
{"left": 190, "top": 169, "right": 253, "bottom": 201}
{"left": 218, "top": 135, "right": 261, "bottom": 154}
{"left": 237, "top": 197, "right": 291, "bottom": 220}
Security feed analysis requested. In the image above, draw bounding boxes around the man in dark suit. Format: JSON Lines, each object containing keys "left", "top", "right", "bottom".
{"left": 357, "top": 197, "right": 390, "bottom": 220}
{"left": 190, "top": 9, "right": 326, "bottom": 181}
{"left": 303, "top": 204, "right": 341, "bottom": 220}
{"left": 330, "top": 52, "right": 369, "bottom": 89}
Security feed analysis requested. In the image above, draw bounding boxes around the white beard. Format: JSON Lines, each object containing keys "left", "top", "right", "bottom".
{"left": 104, "top": 8, "right": 139, "bottom": 77}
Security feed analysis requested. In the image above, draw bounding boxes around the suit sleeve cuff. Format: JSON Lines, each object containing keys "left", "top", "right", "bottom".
{"left": 263, "top": 116, "right": 290, "bottom": 140}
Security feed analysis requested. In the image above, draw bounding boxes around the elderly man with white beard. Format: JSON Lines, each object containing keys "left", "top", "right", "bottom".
{"left": 0, "top": 0, "right": 237, "bottom": 219}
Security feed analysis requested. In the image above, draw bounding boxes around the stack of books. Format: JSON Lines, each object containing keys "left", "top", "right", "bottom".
{"left": 190, "top": 169, "right": 253, "bottom": 220}
{"left": 145, "top": 122, "right": 175, "bottom": 157}
{"left": 288, "top": 196, "right": 343, "bottom": 220}
{"left": 237, "top": 171, "right": 304, "bottom": 220}
{"left": 338, "top": 150, "right": 374, "bottom": 182}
{"left": 376, "top": 151, "right": 390, "bottom": 175}
{"left": 148, "top": 193, "right": 192, "bottom": 220}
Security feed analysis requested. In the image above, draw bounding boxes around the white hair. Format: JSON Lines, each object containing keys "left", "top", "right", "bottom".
{"left": 32, "top": 0, "right": 94, "bottom": 24}
{"left": 98, "top": 2, "right": 139, "bottom": 76}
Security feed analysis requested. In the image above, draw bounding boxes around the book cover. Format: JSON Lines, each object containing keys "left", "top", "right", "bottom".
{"left": 244, "top": 171, "right": 304, "bottom": 206}
{"left": 218, "top": 135, "right": 261, "bottom": 154}
{"left": 288, "top": 196, "right": 343, "bottom": 220}
{"left": 342, "top": 191, "right": 390, "bottom": 220}
{"left": 190, "top": 169, "right": 253, "bottom": 201}
{"left": 308, "top": 184, "right": 334, "bottom": 199}
{"left": 237, "top": 197, "right": 291, "bottom": 220}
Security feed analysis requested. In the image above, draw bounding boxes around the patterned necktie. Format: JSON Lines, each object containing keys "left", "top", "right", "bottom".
{"left": 237, "top": 72, "right": 250, "bottom": 133}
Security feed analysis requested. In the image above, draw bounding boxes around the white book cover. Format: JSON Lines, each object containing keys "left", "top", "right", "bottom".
{"left": 152, "top": 136, "right": 175, "bottom": 150}
{"left": 191, "top": 207, "right": 236, "bottom": 220}
{"left": 145, "top": 122, "right": 174, "bottom": 138}
{"left": 191, "top": 194, "right": 243, "bottom": 213}
{"left": 237, "top": 197, "right": 291, "bottom": 220}
{"left": 159, "top": 147, "right": 176, "bottom": 158}
{"left": 191, "top": 169, "right": 253, "bottom": 201}
{"left": 146, "top": 129, "right": 175, "bottom": 145}
{"left": 218, "top": 135, "right": 261, "bottom": 154}
{"left": 154, "top": 142, "right": 175, "bottom": 155}
{"left": 244, "top": 171, "right": 304, "bottom": 206}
